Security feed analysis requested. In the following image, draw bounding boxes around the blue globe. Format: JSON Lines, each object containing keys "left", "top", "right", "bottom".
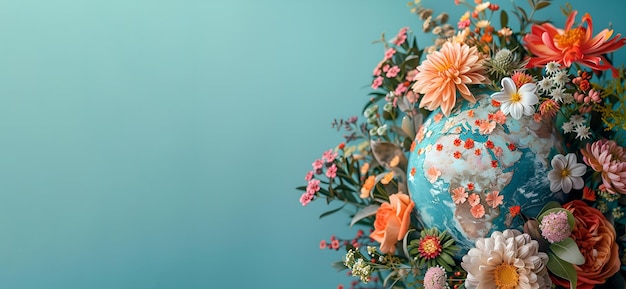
{"left": 407, "top": 94, "right": 566, "bottom": 253}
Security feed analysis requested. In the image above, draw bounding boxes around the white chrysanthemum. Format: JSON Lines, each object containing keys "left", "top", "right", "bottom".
{"left": 548, "top": 153, "right": 587, "bottom": 193}
{"left": 545, "top": 61, "right": 560, "bottom": 74}
{"left": 553, "top": 70, "right": 569, "bottom": 87}
{"left": 491, "top": 77, "right": 538, "bottom": 120}
{"left": 536, "top": 77, "right": 553, "bottom": 94}
{"left": 461, "top": 230, "right": 552, "bottom": 289}
{"left": 574, "top": 125, "right": 592, "bottom": 140}
{"left": 569, "top": 114, "right": 586, "bottom": 126}
{"left": 550, "top": 87, "right": 565, "bottom": 103}
{"left": 562, "top": 121, "right": 574, "bottom": 133}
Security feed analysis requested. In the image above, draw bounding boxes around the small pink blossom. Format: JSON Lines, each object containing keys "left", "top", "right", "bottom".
{"left": 468, "top": 193, "right": 480, "bottom": 206}
{"left": 458, "top": 19, "right": 470, "bottom": 29}
{"left": 485, "top": 191, "right": 503, "bottom": 208}
{"left": 371, "top": 76, "right": 384, "bottom": 90}
{"left": 384, "top": 48, "right": 396, "bottom": 60}
{"left": 322, "top": 149, "right": 338, "bottom": 163}
{"left": 539, "top": 210, "right": 571, "bottom": 243}
{"left": 386, "top": 66, "right": 401, "bottom": 78}
{"left": 478, "top": 120, "right": 496, "bottom": 135}
{"left": 326, "top": 164, "right": 337, "bottom": 179}
{"left": 300, "top": 192, "right": 314, "bottom": 206}
{"left": 304, "top": 171, "right": 314, "bottom": 181}
{"left": 491, "top": 110, "right": 507, "bottom": 124}
{"left": 427, "top": 166, "right": 441, "bottom": 183}
{"left": 424, "top": 266, "right": 447, "bottom": 289}
{"left": 382, "top": 64, "right": 390, "bottom": 72}
{"left": 470, "top": 204, "right": 485, "bottom": 218}
{"left": 312, "top": 159, "right": 324, "bottom": 170}
{"left": 493, "top": 146, "right": 503, "bottom": 157}
{"left": 394, "top": 83, "right": 408, "bottom": 96}
{"left": 452, "top": 187, "right": 468, "bottom": 204}
{"left": 393, "top": 27, "right": 408, "bottom": 46}
{"left": 306, "top": 179, "right": 321, "bottom": 195}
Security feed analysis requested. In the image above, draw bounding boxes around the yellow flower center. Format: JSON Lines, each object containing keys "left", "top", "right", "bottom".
{"left": 561, "top": 168, "right": 570, "bottom": 177}
{"left": 555, "top": 28, "right": 584, "bottom": 48}
{"left": 421, "top": 239, "right": 438, "bottom": 254}
{"left": 511, "top": 92, "right": 521, "bottom": 102}
{"left": 494, "top": 263, "right": 519, "bottom": 289}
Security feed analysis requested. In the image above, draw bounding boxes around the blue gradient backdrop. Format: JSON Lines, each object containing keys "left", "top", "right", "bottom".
{"left": 0, "top": 0, "right": 623, "bottom": 288}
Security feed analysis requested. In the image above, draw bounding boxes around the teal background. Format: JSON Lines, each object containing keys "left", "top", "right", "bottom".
{"left": 0, "top": 0, "right": 623, "bottom": 288}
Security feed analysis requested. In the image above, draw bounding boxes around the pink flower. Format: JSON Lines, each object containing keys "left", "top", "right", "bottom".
{"left": 485, "top": 191, "right": 503, "bottom": 208}
{"left": 393, "top": 27, "right": 408, "bottom": 46}
{"left": 523, "top": 11, "right": 626, "bottom": 77}
{"left": 394, "top": 83, "right": 408, "bottom": 96}
{"left": 312, "top": 159, "right": 324, "bottom": 170}
{"left": 468, "top": 193, "right": 480, "bottom": 206}
{"left": 451, "top": 187, "right": 468, "bottom": 204}
{"left": 300, "top": 192, "right": 314, "bottom": 206}
{"left": 470, "top": 204, "right": 485, "bottom": 218}
{"left": 427, "top": 166, "right": 441, "bottom": 183}
{"left": 458, "top": 19, "right": 470, "bottom": 29}
{"left": 306, "top": 179, "right": 321, "bottom": 195}
{"left": 386, "top": 66, "right": 401, "bottom": 78}
{"left": 371, "top": 76, "right": 384, "bottom": 90}
{"left": 322, "top": 149, "right": 338, "bottom": 163}
{"left": 304, "top": 171, "right": 314, "bottom": 181}
{"left": 384, "top": 48, "right": 396, "bottom": 60}
{"left": 493, "top": 146, "right": 503, "bottom": 157}
{"left": 411, "top": 42, "right": 487, "bottom": 116}
{"left": 478, "top": 120, "right": 496, "bottom": 135}
{"left": 326, "top": 164, "right": 337, "bottom": 179}
{"left": 581, "top": 139, "right": 626, "bottom": 194}
{"left": 424, "top": 266, "right": 448, "bottom": 289}
{"left": 539, "top": 99, "right": 560, "bottom": 117}
{"left": 539, "top": 210, "right": 571, "bottom": 243}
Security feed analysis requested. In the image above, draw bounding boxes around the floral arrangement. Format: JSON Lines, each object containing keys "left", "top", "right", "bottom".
{"left": 296, "top": 0, "right": 626, "bottom": 288}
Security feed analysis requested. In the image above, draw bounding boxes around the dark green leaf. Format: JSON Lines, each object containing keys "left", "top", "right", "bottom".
{"left": 295, "top": 186, "right": 307, "bottom": 191}
{"left": 319, "top": 205, "right": 345, "bottom": 219}
{"left": 535, "top": 1, "right": 550, "bottom": 10}
{"left": 500, "top": 10, "right": 509, "bottom": 28}
{"left": 538, "top": 201, "right": 562, "bottom": 216}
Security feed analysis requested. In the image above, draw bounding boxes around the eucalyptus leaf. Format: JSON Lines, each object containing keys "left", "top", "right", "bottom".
{"left": 500, "top": 10, "right": 508, "bottom": 28}
{"left": 550, "top": 237, "right": 585, "bottom": 265}
{"left": 350, "top": 204, "right": 380, "bottom": 227}
{"left": 547, "top": 252, "right": 577, "bottom": 289}
{"left": 331, "top": 260, "right": 348, "bottom": 272}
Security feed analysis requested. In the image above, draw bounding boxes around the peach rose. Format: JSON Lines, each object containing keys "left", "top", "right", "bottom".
{"left": 552, "top": 200, "right": 621, "bottom": 289}
{"left": 370, "top": 193, "right": 415, "bottom": 254}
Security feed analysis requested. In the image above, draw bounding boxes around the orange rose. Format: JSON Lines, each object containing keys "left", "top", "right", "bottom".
{"left": 370, "top": 193, "right": 415, "bottom": 254}
{"left": 552, "top": 200, "right": 621, "bottom": 289}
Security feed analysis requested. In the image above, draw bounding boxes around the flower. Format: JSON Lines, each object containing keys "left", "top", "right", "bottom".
{"left": 424, "top": 266, "right": 449, "bottom": 289}
{"left": 491, "top": 77, "right": 538, "bottom": 120}
{"left": 485, "top": 190, "right": 503, "bottom": 208}
{"left": 539, "top": 210, "right": 571, "bottom": 243}
{"left": 554, "top": 200, "right": 621, "bottom": 289}
{"left": 360, "top": 175, "right": 376, "bottom": 198}
{"left": 411, "top": 42, "right": 487, "bottom": 116}
{"left": 581, "top": 139, "right": 626, "bottom": 194}
{"left": 523, "top": 10, "right": 626, "bottom": 76}
{"left": 461, "top": 229, "right": 552, "bottom": 289}
{"left": 547, "top": 153, "right": 587, "bottom": 193}
{"left": 370, "top": 194, "right": 415, "bottom": 254}
{"left": 411, "top": 228, "right": 459, "bottom": 271}
{"left": 451, "top": 186, "right": 468, "bottom": 204}
{"left": 467, "top": 193, "right": 480, "bottom": 206}
{"left": 470, "top": 204, "right": 485, "bottom": 218}
{"left": 326, "top": 163, "right": 337, "bottom": 179}
{"left": 427, "top": 166, "right": 441, "bottom": 183}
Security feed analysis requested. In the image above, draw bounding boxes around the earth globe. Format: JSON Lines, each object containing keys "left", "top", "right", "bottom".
{"left": 407, "top": 94, "right": 566, "bottom": 252}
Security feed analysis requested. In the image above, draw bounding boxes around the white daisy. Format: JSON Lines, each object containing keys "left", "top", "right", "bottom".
{"left": 548, "top": 153, "right": 587, "bottom": 193}
{"left": 562, "top": 121, "right": 574, "bottom": 133}
{"left": 537, "top": 77, "right": 553, "bottom": 94}
{"left": 575, "top": 125, "right": 592, "bottom": 140}
{"left": 569, "top": 114, "right": 586, "bottom": 126}
{"left": 550, "top": 87, "right": 565, "bottom": 103}
{"left": 461, "top": 230, "right": 551, "bottom": 289}
{"left": 545, "top": 61, "right": 560, "bottom": 74}
{"left": 562, "top": 92, "right": 575, "bottom": 104}
{"left": 491, "top": 77, "right": 538, "bottom": 120}
{"left": 553, "top": 70, "right": 569, "bottom": 87}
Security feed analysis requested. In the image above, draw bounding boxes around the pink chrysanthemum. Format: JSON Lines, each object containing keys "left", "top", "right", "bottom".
{"left": 411, "top": 42, "right": 487, "bottom": 116}
{"left": 539, "top": 211, "right": 571, "bottom": 243}
{"left": 581, "top": 139, "right": 626, "bottom": 194}
{"left": 424, "top": 266, "right": 449, "bottom": 289}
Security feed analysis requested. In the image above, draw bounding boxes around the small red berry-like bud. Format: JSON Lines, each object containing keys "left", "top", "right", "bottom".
{"left": 338, "top": 143, "right": 345, "bottom": 149}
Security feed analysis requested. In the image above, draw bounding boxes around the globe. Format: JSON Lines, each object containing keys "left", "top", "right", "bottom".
{"left": 407, "top": 94, "right": 566, "bottom": 253}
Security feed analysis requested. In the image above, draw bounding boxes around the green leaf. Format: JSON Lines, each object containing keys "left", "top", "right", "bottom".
{"left": 535, "top": 1, "right": 550, "bottom": 10}
{"left": 500, "top": 10, "right": 509, "bottom": 28}
{"left": 547, "top": 252, "right": 577, "bottom": 289}
{"left": 319, "top": 205, "right": 345, "bottom": 219}
{"left": 550, "top": 237, "right": 585, "bottom": 265}
{"left": 538, "top": 201, "right": 562, "bottom": 216}
{"left": 350, "top": 204, "right": 380, "bottom": 227}
{"left": 331, "top": 260, "right": 348, "bottom": 272}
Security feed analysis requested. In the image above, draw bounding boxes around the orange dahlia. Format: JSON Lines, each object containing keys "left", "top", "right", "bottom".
{"left": 523, "top": 10, "right": 626, "bottom": 76}
{"left": 411, "top": 42, "right": 487, "bottom": 117}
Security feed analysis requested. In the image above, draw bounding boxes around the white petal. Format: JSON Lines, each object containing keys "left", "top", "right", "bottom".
{"left": 571, "top": 177, "right": 584, "bottom": 190}
{"left": 562, "top": 177, "right": 573, "bottom": 193}
{"left": 510, "top": 103, "right": 523, "bottom": 120}
{"left": 501, "top": 77, "right": 516, "bottom": 94}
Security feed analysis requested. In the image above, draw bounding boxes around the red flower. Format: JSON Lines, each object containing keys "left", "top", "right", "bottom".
{"left": 553, "top": 201, "right": 621, "bottom": 289}
{"left": 523, "top": 11, "right": 626, "bottom": 76}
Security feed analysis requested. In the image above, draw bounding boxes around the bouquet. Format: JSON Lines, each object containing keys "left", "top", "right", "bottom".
{"left": 296, "top": 0, "right": 626, "bottom": 288}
